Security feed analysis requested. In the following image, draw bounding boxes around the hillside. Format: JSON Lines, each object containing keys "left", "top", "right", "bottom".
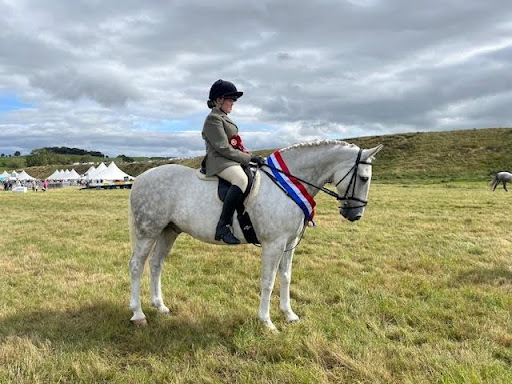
{"left": 5, "top": 127, "right": 512, "bottom": 183}
{"left": 172, "top": 127, "right": 512, "bottom": 183}
{"left": 347, "top": 127, "right": 512, "bottom": 182}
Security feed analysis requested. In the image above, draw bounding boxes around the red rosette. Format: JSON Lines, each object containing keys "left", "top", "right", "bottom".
{"left": 230, "top": 134, "right": 249, "bottom": 153}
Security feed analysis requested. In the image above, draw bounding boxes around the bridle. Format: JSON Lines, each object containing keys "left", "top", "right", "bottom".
{"left": 334, "top": 149, "right": 372, "bottom": 209}
{"left": 262, "top": 149, "right": 372, "bottom": 210}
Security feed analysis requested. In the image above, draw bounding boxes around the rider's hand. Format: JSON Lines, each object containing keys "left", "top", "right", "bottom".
{"left": 250, "top": 155, "right": 265, "bottom": 167}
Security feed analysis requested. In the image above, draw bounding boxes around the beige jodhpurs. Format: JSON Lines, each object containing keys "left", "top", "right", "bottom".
{"left": 217, "top": 165, "right": 248, "bottom": 193}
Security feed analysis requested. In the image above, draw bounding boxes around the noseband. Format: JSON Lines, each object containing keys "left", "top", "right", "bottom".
{"left": 334, "top": 149, "right": 372, "bottom": 209}
{"left": 262, "top": 149, "right": 372, "bottom": 209}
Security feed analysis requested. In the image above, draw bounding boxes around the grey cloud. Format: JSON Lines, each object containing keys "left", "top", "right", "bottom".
{"left": 29, "top": 67, "right": 141, "bottom": 107}
{"left": 1, "top": 0, "right": 512, "bottom": 158}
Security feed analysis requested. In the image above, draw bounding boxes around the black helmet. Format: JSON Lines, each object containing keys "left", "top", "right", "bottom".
{"left": 209, "top": 79, "right": 243, "bottom": 101}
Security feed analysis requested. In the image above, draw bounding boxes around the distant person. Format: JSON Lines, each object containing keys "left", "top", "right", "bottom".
{"left": 201, "top": 79, "right": 264, "bottom": 245}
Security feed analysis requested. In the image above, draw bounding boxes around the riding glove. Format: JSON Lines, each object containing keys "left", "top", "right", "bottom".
{"left": 250, "top": 155, "right": 265, "bottom": 167}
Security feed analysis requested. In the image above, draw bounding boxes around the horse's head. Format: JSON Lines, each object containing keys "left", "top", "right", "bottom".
{"left": 333, "top": 144, "right": 383, "bottom": 222}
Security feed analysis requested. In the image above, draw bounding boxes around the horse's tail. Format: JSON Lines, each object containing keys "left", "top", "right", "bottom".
{"left": 490, "top": 174, "right": 499, "bottom": 190}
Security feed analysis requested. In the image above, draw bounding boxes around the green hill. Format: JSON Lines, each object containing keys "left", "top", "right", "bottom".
{"left": 347, "top": 128, "right": 512, "bottom": 182}
{"left": 3, "top": 128, "right": 511, "bottom": 183}
{"left": 172, "top": 127, "right": 512, "bottom": 183}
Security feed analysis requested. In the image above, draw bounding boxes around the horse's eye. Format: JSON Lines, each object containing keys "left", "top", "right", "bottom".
{"left": 360, "top": 176, "right": 369, "bottom": 182}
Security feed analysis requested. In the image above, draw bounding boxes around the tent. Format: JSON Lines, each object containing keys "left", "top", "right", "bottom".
{"left": 90, "top": 162, "right": 134, "bottom": 182}
{"left": 47, "top": 169, "right": 61, "bottom": 180}
{"left": 6, "top": 170, "right": 19, "bottom": 181}
{"left": 0, "top": 170, "right": 9, "bottom": 181}
{"left": 86, "top": 162, "right": 107, "bottom": 180}
{"left": 17, "top": 170, "right": 37, "bottom": 180}
{"left": 47, "top": 169, "right": 65, "bottom": 180}
{"left": 64, "top": 169, "right": 81, "bottom": 180}
{"left": 84, "top": 165, "right": 96, "bottom": 176}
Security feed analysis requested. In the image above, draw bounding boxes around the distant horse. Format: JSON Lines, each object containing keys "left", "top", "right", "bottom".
{"left": 128, "top": 140, "right": 383, "bottom": 332}
{"left": 490, "top": 172, "right": 512, "bottom": 191}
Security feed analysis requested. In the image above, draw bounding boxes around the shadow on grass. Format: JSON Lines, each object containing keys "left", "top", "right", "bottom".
{"left": 453, "top": 265, "right": 512, "bottom": 287}
{"left": 0, "top": 300, "right": 257, "bottom": 357}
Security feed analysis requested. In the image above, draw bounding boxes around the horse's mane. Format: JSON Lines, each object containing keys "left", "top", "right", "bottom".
{"left": 280, "top": 139, "right": 356, "bottom": 153}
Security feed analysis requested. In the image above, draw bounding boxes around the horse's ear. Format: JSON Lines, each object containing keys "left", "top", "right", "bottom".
{"left": 362, "top": 144, "right": 384, "bottom": 161}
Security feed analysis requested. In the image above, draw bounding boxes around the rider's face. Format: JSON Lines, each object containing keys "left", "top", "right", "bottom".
{"left": 220, "top": 98, "right": 236, "bottom": 114}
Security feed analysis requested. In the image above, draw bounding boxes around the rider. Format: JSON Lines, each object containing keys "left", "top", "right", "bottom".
{"left": 202, "top": 79, "right": 264, "bottom": 245}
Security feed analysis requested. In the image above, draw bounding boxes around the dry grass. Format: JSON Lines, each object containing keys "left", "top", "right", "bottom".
{"left": 0, "top": 184, "right": 511, "bottom": 383}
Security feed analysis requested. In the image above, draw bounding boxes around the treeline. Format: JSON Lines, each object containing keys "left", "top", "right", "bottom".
{"left": 25, "top": 147, "right": 108, "bottom": 167}
{"left": 38, "top": 147, "right": 105, "bottom": 157}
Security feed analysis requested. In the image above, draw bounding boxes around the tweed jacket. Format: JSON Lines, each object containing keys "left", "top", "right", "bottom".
{"left": 201, "top": 107, "right": 252, "bottom": 177}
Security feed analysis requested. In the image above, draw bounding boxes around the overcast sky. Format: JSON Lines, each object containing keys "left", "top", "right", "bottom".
{"left": 1, "top": 0, "right": 511, "bottom": 158}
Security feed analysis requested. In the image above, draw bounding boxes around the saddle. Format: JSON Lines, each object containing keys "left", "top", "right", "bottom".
{"left": 197, "top": 163, "right": 260, "bottom": 244}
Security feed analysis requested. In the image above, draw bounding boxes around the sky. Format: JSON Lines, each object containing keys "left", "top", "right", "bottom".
{"left": 1, "top": 0, "right": 511, "bottom": 158}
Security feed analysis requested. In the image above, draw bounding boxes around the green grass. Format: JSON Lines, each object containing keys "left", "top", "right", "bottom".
{"left": 0, "top": 183, "right": 511, "bottom": 383}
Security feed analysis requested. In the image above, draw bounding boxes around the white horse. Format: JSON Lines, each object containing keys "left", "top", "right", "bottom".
{"left": 491, "top": 172, "right": 512, "bottom": 191}
{"left": 128, "top": 140, "right": 383, "bottom": 332}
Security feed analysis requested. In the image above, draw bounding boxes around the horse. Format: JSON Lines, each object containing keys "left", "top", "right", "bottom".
{"left": 490, "top": 172, "right": 512, "bottom": 191}
{"left": 128, "top": 140, "right": 383, "bottom": 332}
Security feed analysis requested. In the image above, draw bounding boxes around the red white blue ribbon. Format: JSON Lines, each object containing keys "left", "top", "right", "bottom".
{"left": 267, "top": 150, "right": 316, "bottom": 223}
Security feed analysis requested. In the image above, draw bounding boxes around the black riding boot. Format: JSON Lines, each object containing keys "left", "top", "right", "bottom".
{"left": 215, "top": 185, "right": 244, "bottom": 245}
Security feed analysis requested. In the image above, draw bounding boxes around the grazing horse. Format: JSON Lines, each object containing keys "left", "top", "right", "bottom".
{"left": 128, "top": 140, "right": 383, "bottom": 332}
{"left": 490, "top": 172, "right": 512, "bottom": 191}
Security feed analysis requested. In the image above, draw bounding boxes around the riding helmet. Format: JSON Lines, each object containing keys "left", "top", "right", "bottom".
{"left": 209, "top": 79, "right": 243, "bottom": 101}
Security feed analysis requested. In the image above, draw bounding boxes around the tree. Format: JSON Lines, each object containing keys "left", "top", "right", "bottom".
{"left": 80, "top": 155, "right": 95, "bottom": 163}
{"left": 14, "top": 151, "right": 21, "bottom": 156}
{"left": 26, "top": 149, "right": 56, "bottom": 166}
{"left": 6, "top": 158, "right": 22, "bottom": 169}
{"left": 119, "top": 155, "right": 135, "bottom": 163}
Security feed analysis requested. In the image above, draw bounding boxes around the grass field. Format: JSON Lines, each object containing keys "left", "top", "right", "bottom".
{"left": 0, "top": 183, "right": 511, "bottom": 383}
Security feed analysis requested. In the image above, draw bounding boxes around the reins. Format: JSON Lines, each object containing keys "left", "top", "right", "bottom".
{"left": 261, "top": 149, "right": 372, "bottom": 208}
{"left": 258, "top": 148, "right": 371, "bottom": 252}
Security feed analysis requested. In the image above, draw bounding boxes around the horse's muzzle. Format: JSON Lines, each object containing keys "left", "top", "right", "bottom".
{"left": 340, "top": 206, "right": 363, "bottom": 222}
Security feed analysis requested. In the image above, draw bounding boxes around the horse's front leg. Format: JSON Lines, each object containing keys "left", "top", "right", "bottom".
{"left": 150, "top": 228, "right": 179, "bottom": 314}
{"left": 258, "top": 241, "right": 285, "bottom": 332}
{"left": 504, "top": 181, "right": 508, "bottom": 192}
{"left": 279, "top": 241, "right": 300, "bottom": 323}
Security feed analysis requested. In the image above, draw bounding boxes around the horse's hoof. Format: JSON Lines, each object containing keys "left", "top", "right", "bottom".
{"left": 260, "top": 319, "right": 280, "bottom": 334}
{"left": 131, "top": 318, "right": 148, "bottom": 327}
{"left": 283, "top": 311, "right": 300, "bottom": 323}
{"left": 152, "top": 303, "right": 170, "bottom": 314}
{"left": 158, "top": 307, "right": 171, "bottom": 314}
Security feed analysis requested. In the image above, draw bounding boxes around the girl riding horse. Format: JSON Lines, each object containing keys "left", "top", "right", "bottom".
{"left": 202, "top": 79, "right": 264, "bottom": 244}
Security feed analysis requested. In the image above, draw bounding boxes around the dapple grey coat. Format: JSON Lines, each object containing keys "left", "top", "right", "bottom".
{"left": 202, "top": 107, "right": 251, "bottom": 176}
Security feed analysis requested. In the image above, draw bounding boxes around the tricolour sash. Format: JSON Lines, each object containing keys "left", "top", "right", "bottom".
{"left": 267, "top": 150, "right": 316, "bottom": 223}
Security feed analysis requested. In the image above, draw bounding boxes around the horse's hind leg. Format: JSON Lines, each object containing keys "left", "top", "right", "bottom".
{"left": 150, "top": 226, "right": 179, "bottom": 314}
{"left": 504, "top": 181, "right": 508, "bottom": 192}
{"left": 279, "top": 239, "right": 300, "bottom": 323}
{"left": 129, "top": 236, "right": 157, "bottom": 325}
